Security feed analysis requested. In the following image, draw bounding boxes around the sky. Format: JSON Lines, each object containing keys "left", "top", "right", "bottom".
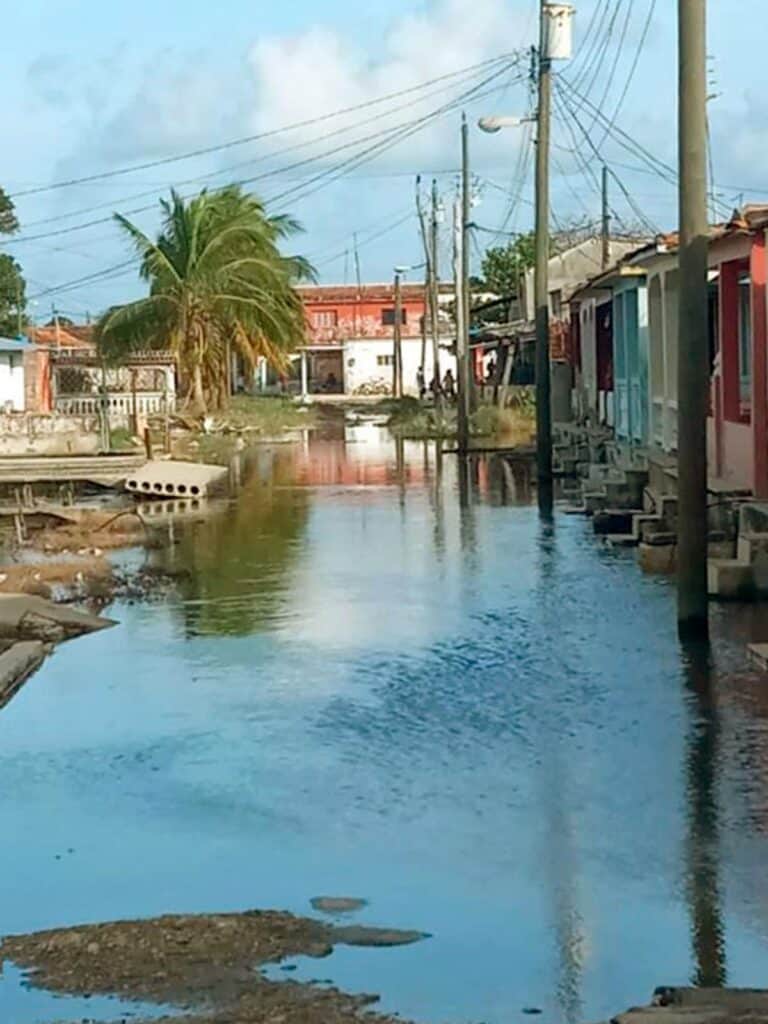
{"left": 2, "top": 0, "right": 768, "bottom": 322}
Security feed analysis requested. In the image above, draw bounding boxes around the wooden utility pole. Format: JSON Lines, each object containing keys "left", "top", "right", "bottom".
{"left": 393, "top": 270, "right": 404, "bottom": 398}
{"left": 415, "top": 176, "right": 431, "bottom": 382}
{"left": 677, "top": 0, "right": 710, "bottom": 638}
{"left": 535, "top": 2, "right": 554, "bottom": 513}
{"left": 430, "top": 179, "right": 442, "bottom": 398}
{"left": 601, "top": 165, "right": 611, "bottom": 269}
{"left": 456, "top": 115, "right": 472, "bottom": 452}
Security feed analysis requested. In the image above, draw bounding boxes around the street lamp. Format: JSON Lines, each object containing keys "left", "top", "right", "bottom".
{"left": 477, "top": 115, "right": 535, "bottom": 134}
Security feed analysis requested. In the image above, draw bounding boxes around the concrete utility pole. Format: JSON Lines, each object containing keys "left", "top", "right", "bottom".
{"left": 430, "top": 179, "right": 442, "bottom": 400}
{"left": 461, "top": 114, "right": 476, "bottom": 415}
{"left": 677, "top": 0, "right": 710, "bottom": 638}
{"left": 601, "top": 164, "right": 611, "bottom": 269}
{"left": 456, "top": 115, "right": 472, "bottom": 452}
{"left": 535, "top": 2, "right": 554, "bottom": 513}
{"left": 393, "top": 270, "right": 404, "bottom": 398}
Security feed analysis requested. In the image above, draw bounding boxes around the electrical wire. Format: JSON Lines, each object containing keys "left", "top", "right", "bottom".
{"left": 25, "top": 68, "right": 521, "bottom": 303}
{"left": 10, "top": 65, "right": 521, "bottom": 247}
{"left": 11, "top": 54, "right": 516, "bottom": 200}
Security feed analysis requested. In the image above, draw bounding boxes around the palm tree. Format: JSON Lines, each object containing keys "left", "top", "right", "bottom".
{"left": 97, "top": 186, "right": 313, "bottom": 412}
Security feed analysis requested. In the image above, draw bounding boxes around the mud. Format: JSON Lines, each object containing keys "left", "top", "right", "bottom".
{"left": 1, "top": 910, "right": 427, "bottom": 1023}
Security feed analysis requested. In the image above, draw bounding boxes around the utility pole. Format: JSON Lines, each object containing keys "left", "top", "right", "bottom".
{"left": 52, "top": 304, "right": 61, "bottom": 349}
{"left": 462, "top": 114, "right": 476, "bottom": 415}
{"left": 415, "top": 176, "right": 431, "bottom": 381}
{"left": 392, "top": 270, "right": 403, "bottom": 398}
{"left": 601, "top": 164, "right": 611, "bottom": 269}
{"left": 15, "top": 279, "right": 23, "bottom": 337}
{"left": 456, "top": 114, "right": 472, "bottom": 452}
{"left": 677, "top": 0, "right": 710, "bottom": 638}
{"left": 454, "top": 190, "right": 469, "bottom": 452}
{"left": 535, "top": 2, "right": 554, "bottom": 513}
{"left": 430, "top": 180, "right": 442, "bottom": 404}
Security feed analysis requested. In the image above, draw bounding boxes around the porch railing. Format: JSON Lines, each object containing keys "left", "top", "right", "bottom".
{"left": 55, "top": 392, "right": 175, "bottom": 417}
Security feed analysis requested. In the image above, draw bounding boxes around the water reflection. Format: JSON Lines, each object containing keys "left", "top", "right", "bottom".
{"left": 166, "top": 449, "right": 310, "bottom": 636}
{"left": 13, "top": 416, "right": 768, "bottom": 1024}
{"left": 681, "top": 640, "right": 727, "bottom": 988}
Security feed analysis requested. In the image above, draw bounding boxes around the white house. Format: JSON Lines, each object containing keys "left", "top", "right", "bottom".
{"left": 0, "top": 337, "right": 30, "bottom": 411}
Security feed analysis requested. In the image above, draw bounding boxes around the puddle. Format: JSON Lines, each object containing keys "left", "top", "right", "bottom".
{"left": 1, "top": 962, "right": 177, "bottom": 1024}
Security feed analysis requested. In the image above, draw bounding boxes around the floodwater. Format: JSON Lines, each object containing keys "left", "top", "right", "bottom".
{"left": 4, "top": 417, "right": 768, "bottom": 1024}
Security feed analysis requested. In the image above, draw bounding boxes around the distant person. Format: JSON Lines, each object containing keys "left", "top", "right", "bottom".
{"left": 429, "top": 375, "right": 442, "bottom": 400}
{"left": 486, "top": 359, "right": 497, "bottom": 384}
{"left": 416, "top": 366, "right": 426, "bottom": 400}
{"left": 325, "top": 372, "right": 338, "bottom": 392}
{"left": 443, "top": 369, "right": 456, "bottom": 400}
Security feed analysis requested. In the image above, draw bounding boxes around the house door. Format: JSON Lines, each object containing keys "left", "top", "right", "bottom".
{"left": 614, "top": 293, "right": 630, "bottom": 440}
{"left": 626, "top": 290, "right": 649, "bottom": 444}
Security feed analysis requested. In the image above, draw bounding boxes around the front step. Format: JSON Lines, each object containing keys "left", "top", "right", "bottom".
{"left": 593, "top": 508, "right": 644, "bottom": 536}
{"left": 708, "top": 558, "right": 755, "bottom": 599}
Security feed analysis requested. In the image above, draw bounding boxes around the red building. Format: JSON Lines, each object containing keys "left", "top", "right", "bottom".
{"left": 709, "top": 207, "right": 768, "bottom": 497}
{"left": 296, "top": 283, "right": 431, "bottom": 396}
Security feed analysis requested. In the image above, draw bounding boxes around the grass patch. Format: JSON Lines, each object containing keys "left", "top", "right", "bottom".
{"left": 217, "top": 395, "right": 316, "bottom": 434}
{"left": 386, "top": 389, "right": 535, "bottom": 447}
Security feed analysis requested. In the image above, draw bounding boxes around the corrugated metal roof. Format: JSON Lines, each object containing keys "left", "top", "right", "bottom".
{"left": 0, "top": 337, "right": 32, "bottom": 352}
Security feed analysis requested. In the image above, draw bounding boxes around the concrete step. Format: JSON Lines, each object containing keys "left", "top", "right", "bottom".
{"left": 593, "top": 508, "right": 644, "bottom": 536}
{"left": 605, "top": 533, "right": 639, "bottom": 548}
{"left": 634, "top": 513, "right": 666, "bottom": 543}
{"left": 708, "top": 558, "right": 755, "bottom": 599}
{"left": 583, "top": 490, "right": 608, "bottom": 515}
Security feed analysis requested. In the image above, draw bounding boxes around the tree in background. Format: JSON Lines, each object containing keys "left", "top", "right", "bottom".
{"left": 97, "top": 186, "right": 314, "bottom": 413}
{"left": 0, "top": 187, "right": 27, "bottom": 337}
{"left": 480, "top": 233, "right": 536, "bottom": 299}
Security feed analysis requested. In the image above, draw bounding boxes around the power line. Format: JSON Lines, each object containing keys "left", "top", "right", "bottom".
{"left": 11, "top": 54, "right": 515, "bottom": 200}
{"left": 9, "top": 65, "right": 521, "bottom": 246}
{"left": 15, "top": 63, "right": 498, "bottom": 234}
{"left": 596, "top": 0, "right": 657, "bottom": 149}
{"left": 25, "top": 68, "right": 520, "bottom": 304}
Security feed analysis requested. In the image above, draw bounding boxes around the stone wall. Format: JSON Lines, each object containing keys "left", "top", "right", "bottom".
{"left": 0, "top": 413, "right": 101, "bottom": 456}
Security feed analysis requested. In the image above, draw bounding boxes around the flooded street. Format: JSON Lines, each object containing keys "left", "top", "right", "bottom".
{"left": 4, "top": 419, "right": 768, "bottom": 1024}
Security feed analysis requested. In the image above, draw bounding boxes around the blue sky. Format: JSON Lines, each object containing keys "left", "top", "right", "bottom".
{"left": 2, "top": 0, "right": 768, "bottom": 321}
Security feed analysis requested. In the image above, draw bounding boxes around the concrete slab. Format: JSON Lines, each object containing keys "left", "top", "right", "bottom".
{"left": 0, "top": 641, "right": 45, "bottom": 710}
{"left": 748, "top": 644, "right": 768, "bottom": 671}
{"left": 0, "top": 594, "right": 114, "bottom": 643}
{"left": 125, "top": 460, "right": 228, "bottom": 500}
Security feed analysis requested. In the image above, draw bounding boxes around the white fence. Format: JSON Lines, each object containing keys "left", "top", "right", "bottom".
{"left": 55, "top": 392, "right": 174, "bottom": 417}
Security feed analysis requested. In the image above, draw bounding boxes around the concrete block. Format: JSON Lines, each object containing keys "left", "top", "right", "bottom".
{"left": 639, "top": 542, "right": 677, "bottom": 574}
{"left": 708, "top": 559, "right": 754, "bottom": 600}
{"left": 0, "top": 641, "right": 45, "bottom": 710}
{"left": 583, "top": 490, "right": 607, "bottom": 515}
{"left": 125, "top": 459, "right": 228, "bottom": 499}
{"left": 594, "top": 509, "right": 641, "bottom": 536}
{"left": 748, "top": 644, "right": 768, "bottom": 671}
{"left": 605, "top": 533, "right": 639, "bottom": 548}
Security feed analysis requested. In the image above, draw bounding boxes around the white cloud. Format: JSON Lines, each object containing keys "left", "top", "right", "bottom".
{"left": 245, "top": 0, "right": 535, "bottom": 169}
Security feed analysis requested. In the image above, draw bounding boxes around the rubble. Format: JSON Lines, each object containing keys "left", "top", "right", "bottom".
{"left": 1, "top": 909, "right": 428, "bottom": 1024}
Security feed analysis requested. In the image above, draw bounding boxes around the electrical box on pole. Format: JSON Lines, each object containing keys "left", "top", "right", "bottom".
{"left": 542, "top": 3, "right": 575, "bottom": 61}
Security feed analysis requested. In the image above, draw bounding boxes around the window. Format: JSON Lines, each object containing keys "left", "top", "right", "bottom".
{"left": 550, "top": 289, "right": 563, "bottom": 319}
{"left": 739, "top": 272, "right": 752, "bottom": 403}
{"left": 377, "top": 354, "right": 393, "bottom": 367}
{"left": 311, "top": 309, "right": 338, "bottom": 328}
{"left": 381, "top": 308, "right": 406, "bottom": 326}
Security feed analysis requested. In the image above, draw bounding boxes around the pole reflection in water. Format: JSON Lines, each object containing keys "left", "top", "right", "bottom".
{"left": 395, "top": 434, "right": 406, "bottom": 514}
{"left": 457, "top": 455, "right": 478, "bottom": 563}
{"left": 428, "top": 441, "right": 446, "bottom": 561}
{"left": 533, "top": 514, "right": 586, "bottom": 1023}
{"left": 681, "top": 639, "right": 727, "bottom": 988}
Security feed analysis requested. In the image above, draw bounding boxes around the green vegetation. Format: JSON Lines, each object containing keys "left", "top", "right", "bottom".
{"left": 0, "top": 187, "right": 26, "bottom": 338}
{"left": 385, "top": 390, "right": 535, "bottom": 447}
{"left": 97, "top": 186, "right": 313, "bottom": 413}
{"left": 173, "top": 395, "right": 316, "bottom": 464}
{"left": 480, "top": 232, "right": 536, "bottom": 297}
{"left": 109, "top": 427, "right": 139, "bottom": 451}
